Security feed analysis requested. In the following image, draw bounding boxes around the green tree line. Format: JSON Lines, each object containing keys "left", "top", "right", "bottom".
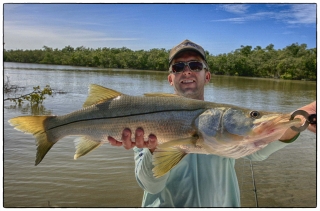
{"left": 3, "top": 43, "right": 316, "bottom": 80}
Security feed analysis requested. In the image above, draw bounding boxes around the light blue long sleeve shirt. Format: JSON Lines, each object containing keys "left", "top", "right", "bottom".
{"left": 133, "top": 138, "right": 297, "bottom": 207}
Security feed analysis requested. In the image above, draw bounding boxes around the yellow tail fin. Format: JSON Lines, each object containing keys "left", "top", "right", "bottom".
{"left": 9, "top": 116, "right": 56, "bottom": 165}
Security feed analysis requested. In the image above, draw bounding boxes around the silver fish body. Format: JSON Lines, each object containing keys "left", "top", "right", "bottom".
{"left": 9, "top": 84, "right": 300, "bottom": 177}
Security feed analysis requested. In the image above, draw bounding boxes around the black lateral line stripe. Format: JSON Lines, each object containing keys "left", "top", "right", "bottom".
{"left": 47, "top": 108, "right": 203, "bottom": 131}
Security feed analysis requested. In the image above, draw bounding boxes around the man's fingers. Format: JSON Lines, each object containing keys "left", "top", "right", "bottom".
{"left": 135, "top": 128, "right": 145, "bottom": 148}
{"left": 122, "top": 128, "right": 133, "bottom": 149}
{"left": 108, "top": 136, "right": 123, "bottom": 147}
{"left": 147, "top": 134, "right": 158, "bottom": 152}
{"left": 108, "top": 128, "right": 159, "bottom": 150}
{"left": 298, "top": 101, "right": 316, "bottom": 133}
{"left": 308, "top": 124, "right": 316, "bottom": 133}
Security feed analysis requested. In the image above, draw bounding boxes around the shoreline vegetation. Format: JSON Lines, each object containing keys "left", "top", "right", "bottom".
{"left": 4, "top": 42, "right": 316, "bottom": 81}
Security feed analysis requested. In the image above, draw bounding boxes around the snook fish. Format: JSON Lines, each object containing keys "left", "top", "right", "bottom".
{"left": 9, "top": 84, "right": 301, "bottom": 178}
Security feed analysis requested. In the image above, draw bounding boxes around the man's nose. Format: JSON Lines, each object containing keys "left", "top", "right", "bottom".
{"left": 182, "top": 65, "right": 192, "bottom": 74}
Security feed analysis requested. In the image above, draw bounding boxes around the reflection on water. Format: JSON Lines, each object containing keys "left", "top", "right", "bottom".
{"left": 3, "top": 62, "right": 316, "bottom": 207}
{"left": 4, "top": 104, "right": 53, "bottom": 116}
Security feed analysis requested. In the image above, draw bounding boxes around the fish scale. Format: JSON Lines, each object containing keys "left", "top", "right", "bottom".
{"left": 9, "top": 84, "right": 302, "bottom": 178}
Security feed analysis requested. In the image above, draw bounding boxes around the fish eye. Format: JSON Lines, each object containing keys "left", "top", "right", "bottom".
{"left": 250, "top": 111, "right": 260, "bottom": 118}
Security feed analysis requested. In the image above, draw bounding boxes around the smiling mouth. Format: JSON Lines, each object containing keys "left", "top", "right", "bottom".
{"left": 181, "top": 79, "right": 195, "bottom": 84}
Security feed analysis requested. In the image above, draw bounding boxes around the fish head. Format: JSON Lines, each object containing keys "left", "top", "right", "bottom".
{"left": 196, "top": 107, "right": 301, "bottom": 150}
{"left": 244, "top": 110, "right": 301, "bottom": 144}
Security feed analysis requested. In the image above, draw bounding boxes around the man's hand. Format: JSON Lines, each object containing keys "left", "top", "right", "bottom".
{"left": 108, "top": 128, "right": 158, "bottom": 153}
{"left": 298, "top": 101, "right": 316, "bottom": 133}
{"left": 280, "top": 101, "right": 316, "bottom": 141}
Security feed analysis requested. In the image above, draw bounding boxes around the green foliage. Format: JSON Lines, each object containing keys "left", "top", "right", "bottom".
{"left": 3, "top": 42, "right": 316, "bottom": 80}
{"left": 4, "top": 85, "right": 53, "bottom": 105}
{"left": 208, "top": 43, "right": 316, "bottom": 80}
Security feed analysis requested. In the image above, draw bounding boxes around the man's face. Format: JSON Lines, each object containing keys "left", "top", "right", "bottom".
{"left": 168, "top": 51, "right": 211, "bottom": 100}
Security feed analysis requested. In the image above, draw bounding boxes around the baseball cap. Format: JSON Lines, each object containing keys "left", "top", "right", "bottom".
{"left": 169, "top": 39, "right": 206, "bottom": 64}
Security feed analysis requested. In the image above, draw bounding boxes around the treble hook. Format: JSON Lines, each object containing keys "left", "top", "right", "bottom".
{"left": 290, "top": 110, "right": 317, "bottom": 132}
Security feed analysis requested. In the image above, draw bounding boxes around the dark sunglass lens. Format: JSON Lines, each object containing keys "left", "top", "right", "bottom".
{"left": 172, "top": 63, "right": 185, "bottom": 73}
{"left": 189, "top": 62, "right": 203, "bottom": 71}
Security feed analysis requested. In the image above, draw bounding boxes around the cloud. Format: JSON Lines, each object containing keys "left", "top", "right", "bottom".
{"left": 212, "top": 4, "right": 316, "bottom": 25}
{"left": 218, "top": 4, "right": 249, "bottom": 14}
{"left": 285, "top": 4, "right": 316, "bottom": 24}
{"left": 212, "top": 11, "right": 274, "bottom": 24}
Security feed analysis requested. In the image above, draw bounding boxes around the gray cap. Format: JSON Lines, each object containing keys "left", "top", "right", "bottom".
{"left": 169, "top": 39, "right": 206, "bottom": 64}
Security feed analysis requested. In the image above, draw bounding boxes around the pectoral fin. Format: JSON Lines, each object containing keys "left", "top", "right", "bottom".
{"left": 74, "top": 137, "right": 102, "bottom": 159}
{"left": 152, "top": 148, "right": 186, "bottom": 178}
{"left": 152, "top": 136, "right": 199, "bottom": 178}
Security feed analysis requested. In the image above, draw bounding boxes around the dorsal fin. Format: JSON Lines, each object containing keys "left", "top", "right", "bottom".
{"left": 144, "top": 93, "right": 180, "bottom": 97}
{"left": 83, "top": 84, "right": 122, "bottom": 107}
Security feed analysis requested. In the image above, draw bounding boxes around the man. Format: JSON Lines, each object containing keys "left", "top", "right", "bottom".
{"left": 108, "top": 39, "right": 316, "bottom": 207}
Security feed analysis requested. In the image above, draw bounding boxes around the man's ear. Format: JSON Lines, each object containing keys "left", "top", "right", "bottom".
{"left": 168, "top": 74, "right": 174, "bottom": 86}
{"left": 205, "top": 71, "right": 211, "bottom": 83}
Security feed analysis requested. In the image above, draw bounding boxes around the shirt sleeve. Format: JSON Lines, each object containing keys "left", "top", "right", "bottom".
{"left": 133, "top": 147, "right": 169, "bottom": 194}
{"left": 244, "top": 133, "right": 300, "bottom": 161}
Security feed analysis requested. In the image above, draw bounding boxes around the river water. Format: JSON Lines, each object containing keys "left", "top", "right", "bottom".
{"left": 3, "top": 62, "right": 316, "bottom": 207}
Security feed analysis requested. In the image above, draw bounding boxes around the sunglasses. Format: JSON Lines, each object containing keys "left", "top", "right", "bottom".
{"left": 170, "top": 61, "right": 206, "bottom": 74}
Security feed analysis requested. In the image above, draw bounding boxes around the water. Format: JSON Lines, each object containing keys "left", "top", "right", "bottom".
{"left": 3, "top": 62, "right": 316, "bottom": 207}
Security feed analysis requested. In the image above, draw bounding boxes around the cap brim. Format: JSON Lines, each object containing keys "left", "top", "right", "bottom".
{"left": 169, "top": 48, "right": 205, "bottom": 64}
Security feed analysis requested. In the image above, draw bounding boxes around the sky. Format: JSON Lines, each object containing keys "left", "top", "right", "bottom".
{"left": 3, "top": 3, "right": 317, "bottom": 56}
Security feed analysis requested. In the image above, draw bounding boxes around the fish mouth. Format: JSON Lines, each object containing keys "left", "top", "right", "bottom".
{"left": 246, "top": 113, "right": 302, "bottom": 143}
{"left": 253, "top": 113, "right": 302, "bottom": 132}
